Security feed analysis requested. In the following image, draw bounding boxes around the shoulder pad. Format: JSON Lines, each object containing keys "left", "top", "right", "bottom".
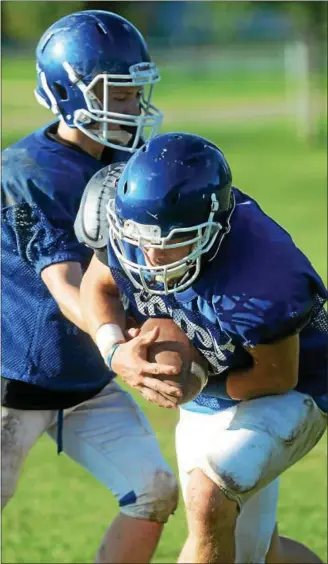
{"left": 74, "top": 162, "right": 126, "bottom": 249}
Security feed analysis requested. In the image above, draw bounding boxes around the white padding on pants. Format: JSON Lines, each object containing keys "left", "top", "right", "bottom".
{"left": 176, "top": 391, "right": 326, "bottom": 562}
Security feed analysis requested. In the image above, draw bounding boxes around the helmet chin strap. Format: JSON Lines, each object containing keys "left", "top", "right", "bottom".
{"left": 153, "top": 242, "right": 199, "bottom": 286}
{"left": 83, "top": 114, "right": 134, "bottom": 146}
{"left": 154, "top": 264, "right": 190, "bottom": 285}
{"left": 99, "top": 129, "right": 132, "bottom": 146}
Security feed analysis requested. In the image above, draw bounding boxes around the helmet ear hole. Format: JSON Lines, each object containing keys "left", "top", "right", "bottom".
{"left": 54, "top": 82, "right": 68, "bottom": 101}
{"left": 171, "top": 192, "right": 180, "bottom": 205}
{"left": 123, "top": 181, "right": 128, "bottom": 195}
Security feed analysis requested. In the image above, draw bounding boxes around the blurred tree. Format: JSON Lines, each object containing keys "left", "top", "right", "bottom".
{"left": 1, "top": 2, "right": 9, "bottom": 42}
{"left": 207, "top": 1, "right": 326, "bottom": 141}
{"left": 83, "top": 1, "right": 153, "bottom": 36}
{"left": 2, "top": 1, "right": 84, "bottom": 42}
{"left": 251, "top": 1, "right": 327, "bottom": 43}
{"left": 268, "top": 1, "right": 327, "bottom": 141}
{"left": 205, "top": 1, "right": 327, "bottom": 45}
{"left": 83, "top": 1, "right": 132, "bottom": 18}
{"left": 201, "top": 1, "right": 253, "bottom": 43}
{"left": 2, "top": 0, "right": 154, "bottom": 43}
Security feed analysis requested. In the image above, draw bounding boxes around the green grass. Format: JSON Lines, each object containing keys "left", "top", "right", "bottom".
{"left": 2, "top": 57, "right": 327, "bottom": 563}
{"left": 2, "top": 405, "right": 327, "bottom": 564}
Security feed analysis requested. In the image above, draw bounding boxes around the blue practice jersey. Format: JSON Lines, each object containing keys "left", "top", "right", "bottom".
{"left": 105, "top": 188, "right": 328, "bottom": 413}
{"left": 1, "top": 121, "right": 132, "bottom": 408}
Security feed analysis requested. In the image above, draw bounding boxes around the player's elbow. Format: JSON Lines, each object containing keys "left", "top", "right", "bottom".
{"left": 227, "top": 365, "right": 299, "bottom": 400}
{"left": 80, "top": 273, "right": 114, "bottom": 314}
{"left": 277, "top": 368, "right": 298, "bottom": 393}
{"left": 81, "top": 254, "right": 119, "bottom": 299}
{"left": 271, "top": 349, "right": 299, "bottom": 394}
{"left": 259, "top": 365, "right": 299, "bottom": 397}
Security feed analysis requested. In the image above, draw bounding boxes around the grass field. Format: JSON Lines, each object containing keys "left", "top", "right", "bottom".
{"left": 2, "top": 56, "right": 327, "bottom": 563}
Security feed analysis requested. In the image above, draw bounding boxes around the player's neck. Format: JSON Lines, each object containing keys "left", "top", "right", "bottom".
{"left": 56, "top": 121, "right": 104, "bottom": 160}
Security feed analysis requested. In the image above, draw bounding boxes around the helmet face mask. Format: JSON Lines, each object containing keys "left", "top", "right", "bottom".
{"left": 107, "top": 195, "right": 223, "bottom": 295}
{"left": 34, "top": 11, "right": 163, "bottom": 151}
{"left": 63, "top": 62, "right": 162, "bottom": 151}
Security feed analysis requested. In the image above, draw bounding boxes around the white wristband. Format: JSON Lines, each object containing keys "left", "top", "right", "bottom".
{"left": 96, "top": 323, "right": 125, "bottom": 359}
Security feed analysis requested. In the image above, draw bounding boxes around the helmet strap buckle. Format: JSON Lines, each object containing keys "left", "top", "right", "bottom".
{"left": 211, "top": 193, "right": 219, "bottom": 213}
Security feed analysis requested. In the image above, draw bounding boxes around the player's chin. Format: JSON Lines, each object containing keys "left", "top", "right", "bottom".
{"left": 140, "top": 317, "right": 209, "bottom": 405}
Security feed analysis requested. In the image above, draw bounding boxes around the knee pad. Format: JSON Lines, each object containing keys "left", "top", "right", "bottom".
{"left": 119, "top": 470, "right": 179, "bottom": 524}
{"left": 198, "top": 429, "right": 275, "bottom": 506}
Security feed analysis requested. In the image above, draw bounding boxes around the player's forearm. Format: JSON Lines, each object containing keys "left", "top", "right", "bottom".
{"left": 226, "top": 368, "right": 295, "bottom": 401}
{"left": 56, "top": 285, "right": 88, "bottom": 332}
{"left": 41, "top": 262, "right": 88, "bottom": 332}
{"left": 80, "top": 280, "right": 126, "bottom": 343}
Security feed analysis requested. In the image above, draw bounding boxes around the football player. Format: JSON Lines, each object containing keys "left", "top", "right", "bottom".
{"left": 79, "top": 132, "right": 327, "bottom": 563}
{"left": 1, "top": 12, "right": 180, "bottom": 563}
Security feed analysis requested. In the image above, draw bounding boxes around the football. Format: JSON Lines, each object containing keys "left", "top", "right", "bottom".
{"left": 140, "top": 317, "right": 208, "bottom": 404}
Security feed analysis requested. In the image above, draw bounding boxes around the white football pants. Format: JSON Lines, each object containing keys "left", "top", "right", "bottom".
{"left": 1, "top": 381, "right": 178, "bottom": 523}
{"left": 176, "top": 390, "right": 327, "bottom": 563}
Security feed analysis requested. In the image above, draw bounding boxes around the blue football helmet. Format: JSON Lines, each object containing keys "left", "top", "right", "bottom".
{"left": 107, "top": 132, "right": 234, "bottom": 294}
{"left": 35, "top": 10, "right": 162, "bottom": 151}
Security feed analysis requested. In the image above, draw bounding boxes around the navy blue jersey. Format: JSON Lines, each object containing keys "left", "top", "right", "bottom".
{"left": 1, "top": 121, "right": 132, "bottom": 408}
{"left": 105, "top": 188, "right": 328, "bottom": 413}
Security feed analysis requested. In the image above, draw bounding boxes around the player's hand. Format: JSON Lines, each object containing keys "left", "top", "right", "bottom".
{"left": 111, "top": 327, "right": 183, "bottom": 408}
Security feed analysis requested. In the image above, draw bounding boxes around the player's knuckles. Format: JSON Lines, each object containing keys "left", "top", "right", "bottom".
{"left": 142, "top": 376, "right": 179, "bottom": 397}
{"left": 144, "top": 387, "right": 176, "bottom": 407}
{"left": 152, "top": 387, "right": 178, "bottom": 405}
{"left": 121, "top": 370, "right": 142, "bottom": 387}
{"left": 154, "top": 381, "right": 175, "bottom": 396}
{"left": 133, "top": 374, "right": 145, "bottom": 387}
{"left": 147, "top": 378, "right": 173, "bottom": 395}
{"left": 141, "top": 389, "right": 167, "bottom": 406}
{"left": 144, "top": 377, "right": 159, "bottom": 391}
{"left": 139, "top": 388, "right": 153, "bottom": 401}
{"left": 141, "top": 386, "right": 159, "bottom": 400}
{"left": 140, "top": 363, "right": 161, "bottom": 376}
{"left": 131, "top": 362, "right": 147, "bottom": 376}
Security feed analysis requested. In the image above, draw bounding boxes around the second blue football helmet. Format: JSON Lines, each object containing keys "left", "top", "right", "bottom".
{"left": 107, "top": 132, "right": 234, "bottom": 294}
{"left": 35, "top": 10, "right": 162, "bottom": 151}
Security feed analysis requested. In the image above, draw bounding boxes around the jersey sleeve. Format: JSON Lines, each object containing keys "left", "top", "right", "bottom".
{"left": 5, "top": 201, "right": 90, "bottom": 275}
{"left": 213, "top": 271, "right": 327, "bottom": 348}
